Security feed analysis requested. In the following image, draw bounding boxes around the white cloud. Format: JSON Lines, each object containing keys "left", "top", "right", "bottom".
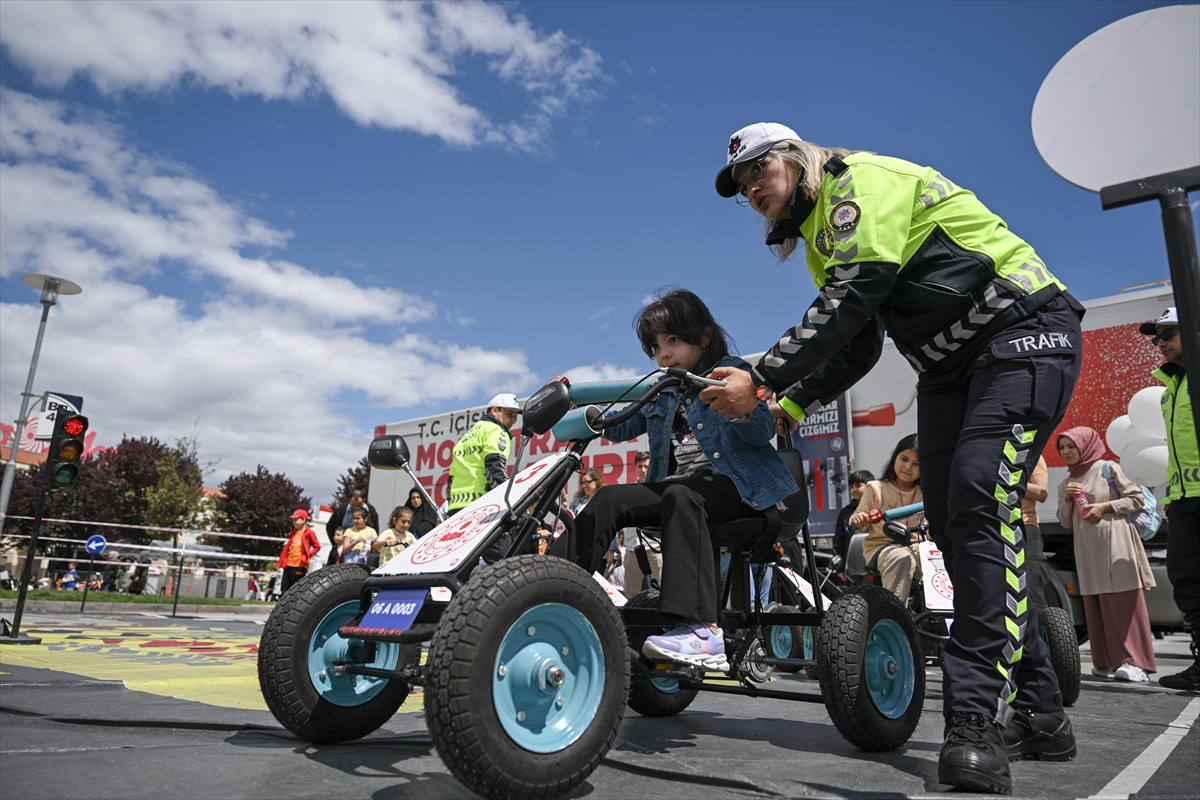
{"left": 0, "top": 0, "right": 603, "bottom": 150}
{"left": 559, "top": 363, "right": 649, "bottom": 385}
{"left": 0, "top": 91, "right": 535, "bottom": 497}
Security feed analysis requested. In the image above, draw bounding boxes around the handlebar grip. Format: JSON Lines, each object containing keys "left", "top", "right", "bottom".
{"left": 550, "top": 406, "right": 603, "bottom": 442}
{"left": 847, "top": 502, "right": 925, "bottom": 534}
{"left": 568, "top": 375, "right": 659, "bottom": 405}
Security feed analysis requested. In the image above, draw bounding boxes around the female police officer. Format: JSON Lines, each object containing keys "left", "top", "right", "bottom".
{"left": 699, "top": 123, "right": 1081, "bottom": 794}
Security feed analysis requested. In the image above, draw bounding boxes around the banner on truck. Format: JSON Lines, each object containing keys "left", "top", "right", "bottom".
{"left": 369, "top": 407, "right": 648, "bottom": 519}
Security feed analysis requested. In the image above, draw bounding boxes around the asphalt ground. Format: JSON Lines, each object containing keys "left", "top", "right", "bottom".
{"left": 0, "top": 609, "right": 1196, "bottom": 800}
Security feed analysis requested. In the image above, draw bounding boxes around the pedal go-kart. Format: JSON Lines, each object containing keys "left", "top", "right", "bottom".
{"left": 258, "top": 370, "right": 926, "bottom": 799}
{"left": 844, "top": 504, "right": 1081, "bottom": 705}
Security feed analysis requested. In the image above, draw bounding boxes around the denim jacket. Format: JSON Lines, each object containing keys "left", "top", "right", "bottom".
{"left": 602, "top": 356, "right": 799, "bottom": 510}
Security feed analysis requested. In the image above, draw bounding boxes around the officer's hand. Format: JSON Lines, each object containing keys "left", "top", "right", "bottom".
{"left": 773, "top": 406, "right": 799, "bottom": 433}
{"left": 699, "top": 367, "right": 758, "bottom": 418}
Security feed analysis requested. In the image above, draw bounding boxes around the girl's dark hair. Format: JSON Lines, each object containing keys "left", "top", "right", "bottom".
{"left": 390, "top": 505, "right": 412, "bottom": 526}
{"left": 636, "top": 289, "right": 733, "bottom": 371}
{"left": 881, "top": 434, "right": 919, "bottom": 484}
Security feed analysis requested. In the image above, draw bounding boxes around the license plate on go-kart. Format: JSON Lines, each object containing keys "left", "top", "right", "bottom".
{"left": 339, "top": 587, "right": 427, "bottom": 641}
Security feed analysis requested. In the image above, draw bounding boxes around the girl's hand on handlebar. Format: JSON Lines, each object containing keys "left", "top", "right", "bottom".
{"left": 849, "top": 510, "right": 870, "bottom": 529}
{"left": 698, "top": 367, "right": 759, "bottom": 417}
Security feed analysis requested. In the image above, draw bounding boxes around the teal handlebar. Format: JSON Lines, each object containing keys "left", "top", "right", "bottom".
{"left": 568, "top": 375, "right": 659, "bottom": 405}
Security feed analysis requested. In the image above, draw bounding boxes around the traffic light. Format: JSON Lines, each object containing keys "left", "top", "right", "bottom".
{"left": 44, "top": 412, "right": 88, "bottom": 489}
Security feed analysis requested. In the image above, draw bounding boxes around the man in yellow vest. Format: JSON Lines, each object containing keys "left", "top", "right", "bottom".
{"left": 1141, "top": 307, "right": 1199, "bottom": 691}
{"left": 447, "top": 393, "right": 520, "bottom": 515}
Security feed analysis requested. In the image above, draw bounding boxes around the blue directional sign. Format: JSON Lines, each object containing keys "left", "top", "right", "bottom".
{"left": 85, "top": 534, "right": 107, "bottom": 554}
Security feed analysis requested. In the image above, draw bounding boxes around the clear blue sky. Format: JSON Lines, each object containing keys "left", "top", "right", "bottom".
{"left": 0, "top": 0, "right": 1194, "bottom": 501}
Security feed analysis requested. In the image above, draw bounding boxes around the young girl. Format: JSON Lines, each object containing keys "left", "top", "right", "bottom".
{"left": 340, "top": 509, "right": 378, "bottom": 565}
{"left": 849, "top": 434, "right": 923, "bottom": 602}
{"left": 557, "top": 289, "right": 798, "bottom": 671}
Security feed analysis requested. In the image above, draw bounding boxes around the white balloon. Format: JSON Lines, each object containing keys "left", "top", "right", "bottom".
{"left": 1127, "top": 387, "right": 1167, "bottom": 440}
{"left": 1105, "top": 415, "right": 1140, "bottom": 456}
{"left": 1121, "top": 438, "right": 1170, "bottom": 487}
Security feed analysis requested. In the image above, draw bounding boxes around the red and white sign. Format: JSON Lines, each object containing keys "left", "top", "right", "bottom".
{"left": 919, "top": 541, "right": 954, "bottom": 612}
{"left": 377, "top": 452, "right": 574, "bottom": 576}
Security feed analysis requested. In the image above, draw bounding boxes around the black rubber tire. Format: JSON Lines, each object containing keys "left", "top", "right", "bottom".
{"left": 425, "top": 555, "right": 628, "bottom": 800}
{"left": 257, "top": 564, "right": 413, "bottom": 743}
{"left": 1038, "top": 605, "right": 1081, "bottom": 707}
{"left": 625, "top": 589, "right": 699, "bottom": 717}
{"left": 816, "top": 585, "right": 925, "bottom": 752}
{"left": 763, "top": 601, "right": 806, "bottom": 674}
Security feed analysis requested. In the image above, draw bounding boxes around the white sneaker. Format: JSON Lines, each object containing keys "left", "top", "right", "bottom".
{"left": 1091, "top": 666, "right": 1115, "bottom": 679}
{"left": 1114, "top": 664, "right": 1149, "bottom": 682}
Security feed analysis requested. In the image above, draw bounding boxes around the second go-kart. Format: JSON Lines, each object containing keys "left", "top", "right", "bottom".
{"left": 844, "top": 503, "right": 1082, "bottom": 706}
{"left": 258, "top": 370, "right": 927, "bottom": 799}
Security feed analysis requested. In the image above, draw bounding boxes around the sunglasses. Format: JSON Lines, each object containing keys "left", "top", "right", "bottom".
{"left": 1152, "top": 328, "right": 1179, "bottom": 345}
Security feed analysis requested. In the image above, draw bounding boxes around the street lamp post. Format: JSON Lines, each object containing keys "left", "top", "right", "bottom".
{"left": 0, "top": 274, "right": 83, "bottom": 538}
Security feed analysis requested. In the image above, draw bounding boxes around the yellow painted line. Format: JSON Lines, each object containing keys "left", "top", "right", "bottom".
{"left": 0, "top": 623, "right": 425, "bottom": 714}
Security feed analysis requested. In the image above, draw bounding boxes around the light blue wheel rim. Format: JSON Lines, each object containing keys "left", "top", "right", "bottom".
{"left": 307, "top": 600, "right": 400, "bottom": 707}
{"left": 493, "top": 603, "right": 606, "bottom": 753}
{"left": 769, "top": 623, "right": 794, "bottom": 658}
{"left": 864, "top": 618, "right": 915, "bottom": 719}
{"left": 650, "top": 675, "right": 680, "bottom": 693}
{"left": 767, "top": 624, "right": 814, "bottom": 660}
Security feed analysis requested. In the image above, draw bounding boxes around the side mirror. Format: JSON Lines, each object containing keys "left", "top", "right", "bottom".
{"left": 368, "top": 434, "right": 411, "bottom": 470}
{"left": 521, "top": 378, "right": 572, "bottom": 436}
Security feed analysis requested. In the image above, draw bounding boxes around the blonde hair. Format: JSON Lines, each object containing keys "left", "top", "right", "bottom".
{"left": 742, "top": 139, "right": 865, "bottom": 263}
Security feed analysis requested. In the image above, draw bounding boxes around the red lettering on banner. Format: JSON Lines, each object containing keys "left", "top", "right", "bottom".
{"left": 437, "top": 440, "right": 454, "bottom": 468}
{"left": 593, "top": 453, "right": 623, "bottom": 485}
{"left": 417, "top": 444, "right": 437, "bottom": 471}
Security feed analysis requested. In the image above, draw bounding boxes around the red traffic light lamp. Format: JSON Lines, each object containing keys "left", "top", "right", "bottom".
{"left": 44, "top": 413, "right": 88, "bottom": 489}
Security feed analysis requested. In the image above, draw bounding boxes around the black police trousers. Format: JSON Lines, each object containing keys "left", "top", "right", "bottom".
{"left": 1166, "top": 497, "right": 1200, "bottom": 632}
{"left": 917, "top": 294, "right": 1082, "bottom": 724}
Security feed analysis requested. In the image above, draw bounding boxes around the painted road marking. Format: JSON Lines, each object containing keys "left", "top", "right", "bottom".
{"left": 1087, "top": 696, "right": 1200, "bottom": 799}
{"left": 0, "top": 621, "right": 424, "bottom": 714}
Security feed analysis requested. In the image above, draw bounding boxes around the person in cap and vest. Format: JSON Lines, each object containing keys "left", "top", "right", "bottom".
{"left": 277, "top": 509, "right": 321, "bottom": 594}
{"left": 699, "top": 123, "right": 1082, "bottom": 794}
{"left": 1142, "top": 307, "right": 1200, "bottom": 691}
{"left": 447, "top": 393, "right": 521, "bottom": 515}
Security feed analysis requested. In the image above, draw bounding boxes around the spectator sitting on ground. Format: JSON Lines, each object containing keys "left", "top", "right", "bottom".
{"left": 340, "top": 509, "right": 378, "bottom": 565}
{"left": 375, "top": 506, "right": 418, "bottom": 566}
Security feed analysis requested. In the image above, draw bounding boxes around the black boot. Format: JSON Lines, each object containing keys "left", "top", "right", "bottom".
{"left": 1003, "top": 709, "right": 1077, "bottom": 761}
{"left": 1158, "top": 633, "right": 1200, "bottom": 692}
{"left": 939, "top": 713, "right": 1012, "bottom": 794}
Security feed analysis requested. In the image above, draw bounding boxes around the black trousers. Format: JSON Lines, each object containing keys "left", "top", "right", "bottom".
{"left": 917, "top": 296, "right": 1081, "bottom": 724}
{"left": 1166, "top": 497, "right": 1200, "bottom": 632}
{"left": 551, "top": 473, "right": 760, "bottom": 622}
{"left": 281, "top": 566, "right": 307, "bottom": 594}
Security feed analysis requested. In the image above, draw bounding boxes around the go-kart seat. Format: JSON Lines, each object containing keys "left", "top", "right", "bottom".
{"left": 844, "top": 532, "right": 870, "bottom": 584}
{"left": 706, "top": 448, "right": 808, "bottom": 563}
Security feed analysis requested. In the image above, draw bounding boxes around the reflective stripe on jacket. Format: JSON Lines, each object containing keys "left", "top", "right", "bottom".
{"left": 1154, "top": 364, "right": 1198, "bottom": 502}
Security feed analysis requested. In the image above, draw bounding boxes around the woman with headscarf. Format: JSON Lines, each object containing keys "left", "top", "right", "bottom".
{"left": 405, "top": 487, "right": 439, "bottom": 538}
{"left": 1055, "top": 427, "right": 1156, "bottom": 682}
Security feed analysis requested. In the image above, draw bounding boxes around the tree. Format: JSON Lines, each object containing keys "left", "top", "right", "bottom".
{"left": 214, "top": 465, "right": 310, "bottom": 558}
{"left": 333, "top": 456, "right": 371, "bottom": 506}
{"left": 0, "top": 434, "right": 202, "bottom": 561}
